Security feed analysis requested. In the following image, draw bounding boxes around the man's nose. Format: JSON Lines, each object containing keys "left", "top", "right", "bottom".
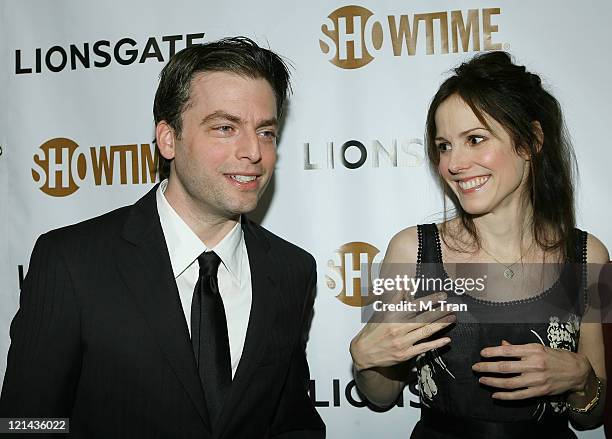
{"left": 236, "top": 131, "right": 262, "bottom": 162}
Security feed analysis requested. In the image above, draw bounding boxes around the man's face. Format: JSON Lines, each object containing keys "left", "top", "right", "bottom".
{"left": 158, "top": 71, "right": 278, "bottom": 221}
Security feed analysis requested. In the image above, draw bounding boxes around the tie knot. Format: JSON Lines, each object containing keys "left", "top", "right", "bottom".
{"left": 197, "top": 251, "right": 222, "bottom": 278}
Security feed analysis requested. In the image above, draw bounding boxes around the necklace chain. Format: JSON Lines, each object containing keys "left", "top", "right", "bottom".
{"left": 480, "top": 247, "right": 526, "bottom": 279}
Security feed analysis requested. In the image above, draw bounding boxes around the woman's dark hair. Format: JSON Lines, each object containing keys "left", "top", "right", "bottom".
{"left": 425, "top": 51, "right": 576, "bottom": 259}
{"left": 153, "top": 36, "right": 291, "bottom": 180}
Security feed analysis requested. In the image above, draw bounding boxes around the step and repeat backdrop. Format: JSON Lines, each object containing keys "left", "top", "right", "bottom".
{"left": 1, "top": 0, "right": 610, "bottom": 437}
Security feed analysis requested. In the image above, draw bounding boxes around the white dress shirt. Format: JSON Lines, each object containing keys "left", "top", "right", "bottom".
{"left": 156, "top": 180, "right": 252, "bottom": 378}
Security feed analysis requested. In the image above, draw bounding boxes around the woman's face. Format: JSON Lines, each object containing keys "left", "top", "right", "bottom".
{"left": 434, "top": 95, "right": 530, "bottom": 216}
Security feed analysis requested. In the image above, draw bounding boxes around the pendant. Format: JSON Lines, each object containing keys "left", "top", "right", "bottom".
{"left": 504, "top": 268, "right": 514, "bottom": 279}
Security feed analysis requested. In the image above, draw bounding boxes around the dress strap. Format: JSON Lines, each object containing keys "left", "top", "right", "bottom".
{"left": 573, "top": 228, "right": 588, "bottom": 264}
{"left": 416, "top": 224, "right": 445, "bottom": 298}
{"left": 417, "top": 223, "right": 443, "bottom": 264}
{"left": 573, "top": 228, "right": 588, "bottom": 314}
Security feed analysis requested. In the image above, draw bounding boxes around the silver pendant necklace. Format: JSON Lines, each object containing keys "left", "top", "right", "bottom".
{"left": 481, "top": 247, "right": 523, "bottom": 279}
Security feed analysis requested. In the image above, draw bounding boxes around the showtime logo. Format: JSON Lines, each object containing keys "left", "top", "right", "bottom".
{"left": 326, "top": 241, "right": 382, "bottom": 307}
{"left": 319, "top": 5, "right": 503, "bottom": 69}
{"left": 32, "top": 137, "right": 158, "bottom": 197}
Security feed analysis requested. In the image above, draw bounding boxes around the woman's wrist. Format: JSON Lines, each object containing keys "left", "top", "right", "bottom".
{"left": 567, "top": 373, "right": 603, "bottom": 414}
{"left": 352, "top": 359, "right": 368, "bottom": 373}
{"left": 567, "top": 359, "right": 602, "bottom": 414}
{"left": 349, "top": 338, "right": 369, "bottom": 372}
{"left": 569, "top": 352, "right": 592, "bottom": 395}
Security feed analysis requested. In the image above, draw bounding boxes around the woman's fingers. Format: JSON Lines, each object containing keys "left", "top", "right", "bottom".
{"left": 402, "top": 336, "right": 452, "bottom": 360}
{"left": 472, "top": 358, "right": 543, "bottom": 374}
{"left": 411, "top": 316, "right": 455, "bottom": 343}
{"left": 351, "top": 290, "right": 459, "bottom": 369}
{"left": 399, "top": 315, "right": 456, "bottom": 350}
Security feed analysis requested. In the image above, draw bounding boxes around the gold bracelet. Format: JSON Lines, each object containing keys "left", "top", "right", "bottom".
{"left": 568, "top": 376, "right": 603, "bottom": 414}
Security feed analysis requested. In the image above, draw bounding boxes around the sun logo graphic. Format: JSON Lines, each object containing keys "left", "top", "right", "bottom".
{"left": 319, "top": 5, "right": 382, "bottom": 69}
{"left": 326, "top": 241, "right": 382, "bottom": 307}
{"left": 32, "top": 137, "right": 87, "bottom": 197}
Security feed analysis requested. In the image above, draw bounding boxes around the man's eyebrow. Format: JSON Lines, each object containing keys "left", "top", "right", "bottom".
{"left": 200, "top": 111, "right": 278, "bottom": 129}
{"left": 200, "top": 110, "right": 242, "bottom": 125}
{"left": 257, "top": 117, "right": 278, "bottom": 128}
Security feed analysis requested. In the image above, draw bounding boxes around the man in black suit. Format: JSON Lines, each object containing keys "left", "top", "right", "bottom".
{"left": 0, "top": 37, "right": 325, "bottom": 438}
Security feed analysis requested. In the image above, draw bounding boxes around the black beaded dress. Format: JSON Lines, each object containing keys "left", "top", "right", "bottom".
{"left": 410, "top": 224, "right": 588, "bottom": 439}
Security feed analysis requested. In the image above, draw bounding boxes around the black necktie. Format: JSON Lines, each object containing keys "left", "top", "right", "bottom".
{"left": 190, "top": 251, "right": 231, "bottom": 424}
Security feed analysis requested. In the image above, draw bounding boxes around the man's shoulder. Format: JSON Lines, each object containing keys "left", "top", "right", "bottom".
{"left": 27, "top": 204, "right": 136, "bottom": 271}
{"left": 42, "top": 186, "right": 158, "bottom": 246}
{"left": 44, "top": 204, "right": 132, "bottom": 245}
{"left": 245, "top": 219, "right": 315, "bottom": 268}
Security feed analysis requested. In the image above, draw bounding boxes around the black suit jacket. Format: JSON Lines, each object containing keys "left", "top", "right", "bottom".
{"left": 0, "top": 186, "right": 325, "bottom": 438}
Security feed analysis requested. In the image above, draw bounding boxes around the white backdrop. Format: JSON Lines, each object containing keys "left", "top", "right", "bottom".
{"left": 1, "top": 1, "right": 610, "bottom": 437}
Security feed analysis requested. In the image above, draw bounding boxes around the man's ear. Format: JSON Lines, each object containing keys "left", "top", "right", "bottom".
{"left": 156, "top": 121, "right": 176, "bottom": 160}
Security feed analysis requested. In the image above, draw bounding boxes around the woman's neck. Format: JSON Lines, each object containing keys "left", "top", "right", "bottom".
{"left": 472, "top": 209, "right": 534, "bottom": 260}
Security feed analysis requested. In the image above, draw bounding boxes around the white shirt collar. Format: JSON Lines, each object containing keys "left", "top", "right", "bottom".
{"left": 156, "top": 179, "right": 243, "bottom": 281}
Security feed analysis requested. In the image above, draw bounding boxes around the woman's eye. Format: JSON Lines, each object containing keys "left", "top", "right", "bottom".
{"left": 469, "top": 135, "right": 485, "bottom": 145}
{"left": 437, "top": 142, "right": 451, "bottom": 152}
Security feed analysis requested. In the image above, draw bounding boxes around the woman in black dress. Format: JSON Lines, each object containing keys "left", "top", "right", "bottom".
{"left": 350, "top": 52, "right": 608, "bottom": 438}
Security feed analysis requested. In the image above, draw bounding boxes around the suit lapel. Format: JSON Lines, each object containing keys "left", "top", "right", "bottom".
{"left": 115, "top": 186, "right": 210, "bottom": 430}
{"left": 215, "top": 218, "right": 279, "bottom": 435}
